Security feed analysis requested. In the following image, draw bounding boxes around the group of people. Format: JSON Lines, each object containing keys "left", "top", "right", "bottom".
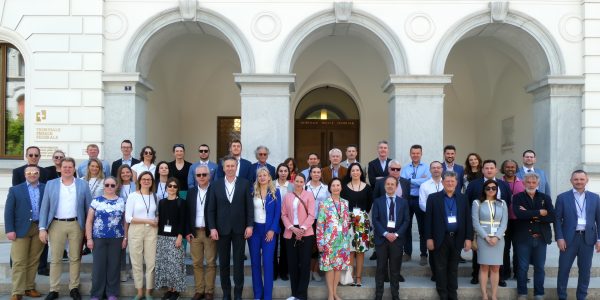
{"left": 4, "top": 139, "right": 600, "bottom": 300}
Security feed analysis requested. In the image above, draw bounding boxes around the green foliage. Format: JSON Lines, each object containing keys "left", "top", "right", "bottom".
{"left": 5, "top": 111, "right": 24, "bottom": 156}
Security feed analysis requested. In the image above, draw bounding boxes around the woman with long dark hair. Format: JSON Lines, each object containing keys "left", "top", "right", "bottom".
{"left": 463, "top": 153, "right": 483, "bottom": 191}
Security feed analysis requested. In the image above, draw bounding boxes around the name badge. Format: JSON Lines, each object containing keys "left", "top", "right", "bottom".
{"left": 490, "top": 225, "right": 498, "bottom": 234}
{"left": 387, "top": 220, "right": 396, "bottom": 228}
{"left": 448, "top": 216, "right": 457, "bottom": 224}
{"left": 353, "top": 208, "right": 360, "bottom": 216}
{"left": 578, "top": 218, "right": 586, "bottom": 226}
{"left": 164, "top": 225, "right": 172, "bottom": 233}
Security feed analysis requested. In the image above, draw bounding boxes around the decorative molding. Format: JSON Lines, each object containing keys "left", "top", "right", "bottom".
{"left": 405, "top": 12, "right": 435, "bottom": 42}
{"left": 234, "top": 73, "right": 296, "bottom": 93}
{"left": 104, "top": 10, "right": 128, "bottom": 40}
{"left": 490, "top": 1, "right": 509, "bottom": 23}
{"left": 251, "top": 11, "right": 282, "bottom": 41}
{"left": 525, "top": 76, "right": 584, "bottom": 99}
{"left": 334, "top": 2, "right": 353, "bottom": 23}
{"left": 179, "top": 0, "right": 197, "bottom": 21}
{"left": 559, "top": 14, "right": 583, "bottom": 42}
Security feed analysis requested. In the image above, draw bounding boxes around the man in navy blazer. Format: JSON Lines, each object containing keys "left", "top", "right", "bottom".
{"left": 248, "top": 145, "right": 276, "bottom": 184}
{"left": 5, "top": 165, "right": 46, "bottom": 300}
{"left": 441, "top": 145, "right": 464, "bottom": 192}
{"left": 110, "top": 139, "right": 140, "bottom": 177}
{"left": 367, "top": 140, "right": 391, "bottom": 185}
{"left": 372, "top": 160, "right": 411, "bottom": 201}
{"left": 425, "top": 171, "right": 472, "bottom": 300}
{"left": 555, "top": 170, "right": 600, "bottom": 300}
{"left": 215, "top": 139, "right": 253, "bottom": 181}
{"left": 12, "top": 146, "right": 48, "bottom": 186}
{"left": 516, "top": 149, "right": 551, "bottom": 196}
{"left": 372, "top": 176, "right": 409, "bottom": 300}
{"left": 187, "top": 144, "right": 218, "bottom": 188}
{"left": 38, "top": 157, "right": 92, "bottom": 300}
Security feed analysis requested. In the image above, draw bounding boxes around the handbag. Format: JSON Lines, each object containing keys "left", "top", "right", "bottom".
{"left": 340, "top": 265, "right": 354, "bottom": 285}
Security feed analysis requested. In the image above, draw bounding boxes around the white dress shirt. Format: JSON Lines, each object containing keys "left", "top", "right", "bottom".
{"left": 293, "top": 196, "right": 300, "bottom": 225}
{"left": 125, "top": 192, "right": 157, "bottom": 223}
{"left": 225, "top": 177, "right": 236, "bottom": 203}
{"left": 254, "top": 197, "right": 267, "bottom": 223}
{"left": 195, "top": 186, "right": 208, "bottom": 227}
{"left": 419, "top": 178, "right": 443, "bottom": 212}
{"left": 55, "top": 179, "right": 77, "bottom": 219}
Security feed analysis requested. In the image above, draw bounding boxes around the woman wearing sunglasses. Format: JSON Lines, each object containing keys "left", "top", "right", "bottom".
{"left": 132, "top": 146, "right": 157, "bottom": 181}
{"left": 154, "top": 177, "right": 186, "bottom": 300}
{"left": 85, "top": 176, "right": 127, "bottom": 300}
{"left": 45, "top": 150, "right": 72, "bottom": 180}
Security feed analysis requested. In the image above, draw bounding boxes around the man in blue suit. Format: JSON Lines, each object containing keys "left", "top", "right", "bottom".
{"left": 5, "top": 165, "right": 46, "bottom": 300}
{"left": 372, "top": 176, "right": 409, "bottom": 300}
{"left": 38, "top": 157, "right": 92, "bottom": 300}
{"left": 215, "top": 139, "right": 253, "bottom": 181}
{"left": 441, "top": 145, "right": 464, "bottom": 192}
{"left": 188, "top": 144, "right": 218, "bottom": 188}
{"left": 516, "top": 149, "right": 551, "bottom": 196}
{"left": 248, "top": 145, "right": 276, "bottom": 184}
{"left": 555, "top": 170, "right": 600, "bottom": 300}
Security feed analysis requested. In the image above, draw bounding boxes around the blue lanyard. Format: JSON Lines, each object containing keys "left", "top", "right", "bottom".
{"left": 445, "top": 197, "right": 456, "bottom": 216}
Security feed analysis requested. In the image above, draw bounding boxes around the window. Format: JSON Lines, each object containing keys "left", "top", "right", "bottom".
{"left": 217, "top": 116, "right": 241, "bottom": 159}
{"left": 1, "top": 43, "right": 25, "bottom": 158}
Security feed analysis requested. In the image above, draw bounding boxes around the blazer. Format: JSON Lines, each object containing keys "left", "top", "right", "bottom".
{"left": 12, "top": 164, "right": 48, "bottom": 186}
{"left": 39, "top": 178, "right": 93, "bottom": 231}
{"left": 367, "top": 158, "right": 391, "bottom": 186}
{"left": 257, "top": 189, "right": 282, "bottom": 234}
{"left": 554, "top": 190, "right": 600, "bottom": 246}
{"left": 110, "top": 157, "right": 141, "bottom": 177}
{"left": 206, "top": 177, "right": 254, "bottom": 235}
{"left": 4, "top": 182, "right": 46, "bottom": 237}
{"left": 281, "top": 190, "right": 316, "bottom": 239}
{"left": 442, "top": 163, "right": 465, "bottom": 192}
{"left": 187, "top": 160, "right": 218, "bottom": 188}
{"left": 465, "top": 177, "right": 512, "bottom": 207}
{"left": 185, "top": 185, "right": 212, "bottom": 237}
{"left": 516, "top": 167, "right": 551, "bottom": 196}
{"left": 424, "top": 191, "right": 472, "bottom": 250}
{"left": 372, "top": 177, "right": 411, "bottom": 200}
{"left": 321, "top": 165, "right": 347, "bottom": 184}
{"left": 371, "top": 195, "right": 410, "bottom": 246}
{"left": 216, "top": 158, "right": 253, "bottom": 181}
{"left": 512, "top": 191, "right": 554, "bottom": 244}
{"left": 248, "top": 162, "right": 277, "bottom": 184}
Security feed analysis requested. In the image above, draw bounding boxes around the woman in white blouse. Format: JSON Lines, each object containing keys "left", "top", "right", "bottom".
{"left": 306, "top": 166, "right": 330, "bottom": 282}
{"left": 131, "top": 146, "right": 157, "bottom": 181}
{"left": 83, "top": 158, "right": 105, "bottom": 199}
{"left": 125, "top": 171, "right": 158, "bottom": 300}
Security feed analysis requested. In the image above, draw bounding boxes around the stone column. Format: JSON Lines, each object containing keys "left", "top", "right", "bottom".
{"left": 383, "top": 75, "right": 452, "bottom": 163}
{"left": 102, "top": 73, "right": 153, "bottom": 160}
{"left": 234, "top": 74, "right": 295, "bottom": 164}
{"left": 525, "top": 76, "right": 584, "bottom": 195}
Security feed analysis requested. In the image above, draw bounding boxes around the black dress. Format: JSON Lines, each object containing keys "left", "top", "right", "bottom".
{"left": 341, "top": 183, "right": 374, "bottom": 252}
{"left": 168, "top": 160, "right": 192, "bottom": 191}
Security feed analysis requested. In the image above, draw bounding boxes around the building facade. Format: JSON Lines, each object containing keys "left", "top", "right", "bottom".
{"left": 1, "top": 0, "right": 599, "bottom": 229}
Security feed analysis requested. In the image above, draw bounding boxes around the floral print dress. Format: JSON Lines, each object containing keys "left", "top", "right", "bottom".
{"left": 317, "top": 197, "right": 351, "bottom": 271}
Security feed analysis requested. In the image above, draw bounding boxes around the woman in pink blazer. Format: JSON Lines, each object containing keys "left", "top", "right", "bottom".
{"left": 281, "top": 173, "right": 315, "bottom": 300}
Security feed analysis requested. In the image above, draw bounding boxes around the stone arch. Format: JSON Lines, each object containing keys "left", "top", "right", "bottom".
{"left": 294, "top": 83, "right": 361, "bottom": 119}
{"left": 431, "top": 9, "right": 565, "bottom": 78}
{"left": 275, "top": 9, "right": 408, "bottom": 75}
{"left": 122, "top": 7, "right": 255, "bottom": 75}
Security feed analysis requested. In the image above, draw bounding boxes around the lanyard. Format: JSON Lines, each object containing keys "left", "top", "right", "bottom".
{"left": 225, "top": 177, "right": 236, "bottom": 199}
{"left": 259, "top": 189, "right": 267, "bottom": 210}
{"left": 333, "top": 199, "right": 343, "bottom": 223}
{"left": 142, "top": 193, "right": 151, "bottom": 217}
{"left": 487, "top": 200, "right": 496, "bottom": 226}
{"left": 412, "top": 164, "right": 419, "bottom": 179}
{"left": 122, "top": 183, "right": 132, "bottom": 199}
{"left": 445, "top": 197, "right": 456, "bottom": 216}
{"left": 434, "top": 180, "right": 441, "bottom": 192}
{"left": 575, "top": 193, "right": 586, "bottom": 217}
{"left": 387, "top": 196, "right": 395, "bottom": 221}
{"left": 198, "top": 187, "right": 207, "bottom": 206}
{"left": 157, "top": 182, "right": 166, "bottom": 199}
{"left": 308, "top": 184, "right": 323, "bottom": 201}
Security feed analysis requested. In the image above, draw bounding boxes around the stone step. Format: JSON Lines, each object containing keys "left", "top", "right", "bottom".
{"left": 1, "top": 273, "right": 599, "bottom": 300}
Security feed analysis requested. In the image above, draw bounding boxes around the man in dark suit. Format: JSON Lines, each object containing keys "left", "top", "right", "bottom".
{"left": 207, "top": 156, "right": 254, "bottom": 300}
{"left": 555, "top": 170, "right": 600, "bottom": 300}
{"left": 248, "top": 145, "right": 276, "bottom": 184}
{"left": 367, "top": 140, "right": 391, "bottom": 185}
{"left": 372, "top": 176, "right": 410, "bottom": 300}
{"left": 464, "top": 159, "right": 510, "bottom": 286}
{"left": 216, "top": 139, "right": 253, "bottom": 181}
{"left": 12, "top": 146, "right": 48, "bottom": 186}
{"left": 441, "top": 145, "right": 464, "bottom": 192}
{"left": 110, "top": 139, "right": 140, "bottom": 177}
{"left": 5, "top": 165, "right": 46, "bottom": 300}
{"left": 425, "top": 171, "right": 472, "bottom": 300}
{"left": 513, "top": 172, "right": 554, "bottom": 300}
{"left": 186, "top": 165, "right": 217, "bottom": 300}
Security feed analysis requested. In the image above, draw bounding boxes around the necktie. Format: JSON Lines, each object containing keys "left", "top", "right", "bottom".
{"left": 389, "top": 197, "right": 395, "bottom": 221}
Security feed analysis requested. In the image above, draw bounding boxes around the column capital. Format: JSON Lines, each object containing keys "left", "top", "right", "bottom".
{"left": 102, "top": 72, "right": 154, "bottom": 95}
{"left": 234, "top": 73, "right": 296, "bottom": 94}
{"left": 383, "top": 75, "right": 452, "bottom": 95}
{"left": 525, "top": 76, "right": 584, "bottom": 99}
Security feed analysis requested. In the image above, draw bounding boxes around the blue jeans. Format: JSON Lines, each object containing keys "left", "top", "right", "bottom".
{"left": 515, "top": 237, "right": 547, "bottom": 296}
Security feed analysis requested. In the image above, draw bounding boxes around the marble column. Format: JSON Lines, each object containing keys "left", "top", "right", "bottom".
{"left": 102, "top": 73, "right": 153, "bottom": 160}
{"left": 383, "top": 75, "right": 452, "bottom": 163}
{"left": 526, "top": 76, "right": 584, "bottom": 195}
{"left": 234, "top": 74, "right": 295, "bottom": 165}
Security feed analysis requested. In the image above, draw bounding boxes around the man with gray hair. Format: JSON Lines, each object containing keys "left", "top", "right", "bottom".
{"left": 322, "top": 148, "right": 347, "bottom": 184}
{"left": 249, "top": 145, "right": 276, "bottom": 183}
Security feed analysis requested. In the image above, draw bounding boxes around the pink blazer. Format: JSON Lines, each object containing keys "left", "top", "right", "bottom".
{"left": 281, "top": 190, "right": 315, "bottom": 239}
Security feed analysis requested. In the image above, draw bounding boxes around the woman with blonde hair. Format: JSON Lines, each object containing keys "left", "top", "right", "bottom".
{"left": 84, "top": 158, "right": 105, "bottom": 199}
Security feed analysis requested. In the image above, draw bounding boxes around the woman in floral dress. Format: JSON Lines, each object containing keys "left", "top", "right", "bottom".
{"left": 341, "top": 162, "right": 373, "bottom": 286}
{"left": 317, "top": 178, "right": 351, "bottom": 300}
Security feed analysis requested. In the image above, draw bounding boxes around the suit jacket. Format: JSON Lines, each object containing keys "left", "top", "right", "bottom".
{"left": 554, "top": 190, "right": 600, "bottom": 246}
{"left": 367, "top": 158, "right": 391, "bottom": 186}
{"left": 216, "top": 158, "right": 253, "bottom": 181}
{"left": 512, "top": 191, "right": 554, "bottom": 244}
{"left": 465, "top": 177, "right": 512, "bottom": 207}
{"left": 187, "top": 160, "right": 218, "bottom": 188}
{"left": 39, "top": 178, "right": 92, "bottom": 230}
{"left": 185, "top": 185, "right": 213, "bottom": 237}
{"left": 281, "top": 190, "right": 316, "bottom": 239}
{"left": 372, "top": 195, "right": 410, "bottom": 246}
{"left": 321, "top": 165, "right": 347, "bottom": 184}
{"left": 261, "top": 189, "right": 282, "bottom": 234}
{"left": 372, "top": 177, "right": 411, "bottom": 201}
{"left": 12, "top": 164, "right": 48, "bottom": 186}
{"left": 110, "top": 157, "right": 141, "bottom": 177}
{"left": 4, "top": 182, "right": 46, "bottom": 237}
{"left": 248, "top": 162, "right": 277, "bottom": 184}
{"left": 442, "top": 163, "right": 465, "bottom": 192}
{"left": 424, "top": 191, "right": 472, "bottom": 250}
{"left": 206, "top": 177, "right": 254, "bottom": 235}
{"left": 516, "top": 167, "right": 551, "bottom": 197}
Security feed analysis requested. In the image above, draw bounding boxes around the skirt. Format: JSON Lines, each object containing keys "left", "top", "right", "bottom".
{"left": 154, "top": 235, "right": 186, "bottom": 291}
{"left": 350, "top": 209, "right": 374, "bottom": 252}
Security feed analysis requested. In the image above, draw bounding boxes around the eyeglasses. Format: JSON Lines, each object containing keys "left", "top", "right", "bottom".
{"left": 196, "top": 173, "right": 208, "bottom": 177}
{"left": 28, "top": 154, "right": 40, "bottom": 158}
{"left": 173, "top": 144, "right": 185, "bottom": 149}
{"left": 258, "top": 153, "right": 268, "bottom": 156}
{"left": 140, "top": 178, "right": 152, "bottom": 182}
{"left": 53, "top": 156, "right": 64, "bottom": 160}
{"left": 104, "top": 184, "right": 116, "bottom": 188}
{"left": 198, "top": 149, "right": 209, "bottom": 153}
{"left": 144, "top": 151, "right": 153, "bottom": 155}
{"left": 167, "top": 184, "right": 178, "bottom": 189}
{"left": 390, "top": 167, "right": 401, "bottom": 172}
{"left": 485, "top": 186, "right": 498, "bottom": 191}
{"left": 25, "top": 171, "right": 39, "bottom": 175}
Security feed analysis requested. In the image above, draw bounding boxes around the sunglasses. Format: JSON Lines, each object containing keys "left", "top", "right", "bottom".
{"left": 485, "top": 186, "right": 498, "bottom": 191}
{"left": 390, "top": 167, "right": 401, "bottom": 172}
{"left": 196, "top": 173, "right": 208, "bottom": 177}
{"left": 198, "top": 149, "right": 209, "bottom": 153}
{"left": 25, "top": 171, "right": 39, "bottom": 175}
{"left": 258, "top": 153, "right": 268, "bottom": 156}
{"left": 167, "top": 184, "right": 178, "bottom": 188}
{"left": 53, "top": 156, "right": 64, "bottom": 160}
{"left": 28, "top": 154, "right": 40, "bottom": 158}
{"left": 104, "top": 183, "right": 116, "bottom": 188}
{"left": 144, "top": 151, "right": 153, "bottom": 155}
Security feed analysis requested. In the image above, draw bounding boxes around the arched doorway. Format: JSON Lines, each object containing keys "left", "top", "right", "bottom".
{"left": 294, "top": 86, "right": 359, "bottom": 170}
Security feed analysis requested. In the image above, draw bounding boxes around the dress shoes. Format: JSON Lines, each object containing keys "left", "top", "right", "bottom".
{"left": 280, "top": 274, "right": 289, "bottom": 281}
{"left": 25, "top": 289, "right": 42, "bottom": 297}
{"left": 191, "top": 293, "right": 205, "bottom": 300}
{"left": 11, "top": 295, "right": 23, "bottom": 300}
{"left": 70, "top": 288, "right": 81, "bottom": 300}
{"left": 370, "top": 251, "right": 378, "bottom": 260}
{"left": 37, "top": 268, "right": 50, "bottom": 276}
{"left": 205, "top": 293, "right": 214, "bottom": 300}
{"left": 470, "top": 278, "right": 479, "bottom": 284}
{"left": 399, "top": 274, "right": 405, "bottom": 282}
{"left": 498, "top": 279, "right": 507, "bottom": 287}
{"left": 45, "top": 291, "right": 59, "bottom": 300}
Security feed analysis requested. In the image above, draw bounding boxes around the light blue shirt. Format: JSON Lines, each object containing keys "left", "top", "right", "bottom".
{"left": 27, "top": 182, "right": 40, "bottom": 221}
{"left": 383, "top": 195, "right": 397, "bottom": 237}
{"left": 401, "top": 162, "right": 431, "bottom": 196}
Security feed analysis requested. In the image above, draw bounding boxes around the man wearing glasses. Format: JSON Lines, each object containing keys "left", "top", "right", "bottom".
{"left": 111, "top": 139, "right": 140, "bottom": 177}
{"left": 188, "top": 144, "right": 218, "bottom": 189}
{"left": 12, "top": 146, "right": 48, "bottom": 186}
{"left": 249, "top": 145, "right": 276, "bottom": 183}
